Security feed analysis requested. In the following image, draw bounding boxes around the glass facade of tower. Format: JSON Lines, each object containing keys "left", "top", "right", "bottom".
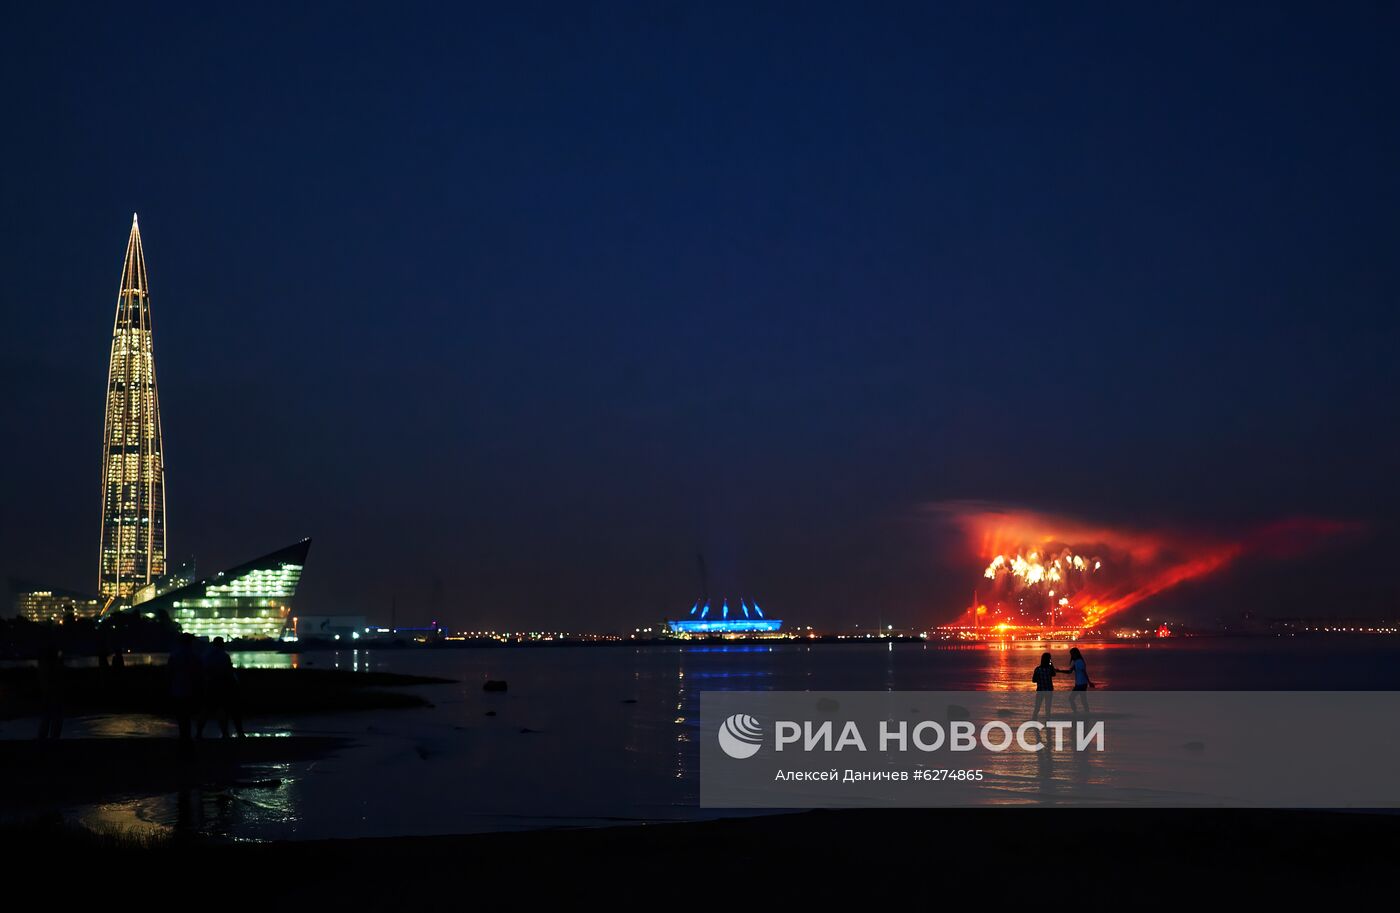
{"left": 138, "top": 540, "right": 311, "bottom": 641}
{"left": 99, "top": 214, "right": 167, "bottom": 601}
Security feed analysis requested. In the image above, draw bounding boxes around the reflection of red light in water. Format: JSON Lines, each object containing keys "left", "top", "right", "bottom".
{"left": 932, "top": 502, "right": 1360, "bottom": 631}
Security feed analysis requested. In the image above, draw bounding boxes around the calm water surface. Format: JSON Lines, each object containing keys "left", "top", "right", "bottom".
{"left": 15, "top": 639, "right": 1399, "bottom": 840}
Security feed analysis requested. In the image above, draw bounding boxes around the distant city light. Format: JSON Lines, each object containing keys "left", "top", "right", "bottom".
{"left": 667, "top": 619, "right": 783, "bottom": 635}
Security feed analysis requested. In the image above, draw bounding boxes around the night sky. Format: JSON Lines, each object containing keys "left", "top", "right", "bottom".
{"left": 2, "top": 2, "right": 1396, "bottom": 631}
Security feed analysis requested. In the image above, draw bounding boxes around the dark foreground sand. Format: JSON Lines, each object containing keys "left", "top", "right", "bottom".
{"left": 3, "top": 807, "right": 1391, "bottom": 900}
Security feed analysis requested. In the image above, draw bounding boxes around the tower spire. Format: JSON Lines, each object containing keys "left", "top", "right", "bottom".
{"left": 119, "top": 213, "right": 148, "bottom": 297}
{"left": 99, "top": 213, "right": 167, "bottom": 600}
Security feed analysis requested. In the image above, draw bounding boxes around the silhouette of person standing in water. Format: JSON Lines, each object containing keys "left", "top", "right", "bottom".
{"left": 35, "top": 645, "right": 65, "bottom": 739}
{"left": 1066, "top": 646, "right": 1095, "bottom": 714}
{"left": 198, "top": 637, "right": 245, "bottom": 738}
{"left": 1031, "top": 651, "right": 1065, "bottom": 720}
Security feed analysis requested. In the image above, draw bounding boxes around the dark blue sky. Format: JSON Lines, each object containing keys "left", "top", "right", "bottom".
{"left": 2, "top": 2, "right": 1396, "bottom": 630}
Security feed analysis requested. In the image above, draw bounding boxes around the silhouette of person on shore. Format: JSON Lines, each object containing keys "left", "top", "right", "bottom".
{"left": 1031, "top": 651, "right": 1066, "bottom": 720}
{"left": 96, "top": 638, "right": 111, "bottom": 688}
{"left": 169, "top": 633, "right": 202, "bottom": 741}
{"left": 107, "top": 647, "right": 126, "bottom": 701}
{"left": 35, "top": 645, "right": 65, "bottom": 739}
{"left": 198, "top": 637, "right": 244, "bottom": 738}
{"left": 1066, "top": 646, "right": 1095, "bottom": 714}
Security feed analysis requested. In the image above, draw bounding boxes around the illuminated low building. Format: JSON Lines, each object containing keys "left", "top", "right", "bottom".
{"left": 133, "top": 539, "right": 311, "bottom": 640}
{"left": 11, "top": 582, "right": 104, "bottom": 624}
{"left": 667, "top": 598, "right": 783, "bottom": 637}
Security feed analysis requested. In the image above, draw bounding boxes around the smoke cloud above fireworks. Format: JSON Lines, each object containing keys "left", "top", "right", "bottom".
{"left": 929, "top": 501, "right": 1362, "bottom": 630}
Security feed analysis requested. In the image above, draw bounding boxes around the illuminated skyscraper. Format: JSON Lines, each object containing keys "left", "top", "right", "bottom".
{"left": 98, "top": 213, "right": 167, "bottom": 601}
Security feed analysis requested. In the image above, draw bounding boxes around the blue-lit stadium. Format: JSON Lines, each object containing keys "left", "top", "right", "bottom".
{"left": 668, "top": 597, "right": 783, "bottom": 637}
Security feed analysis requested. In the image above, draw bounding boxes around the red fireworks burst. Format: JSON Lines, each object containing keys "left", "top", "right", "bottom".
{"left": 931, "top": 501, "right": 1360, "bottom": 631}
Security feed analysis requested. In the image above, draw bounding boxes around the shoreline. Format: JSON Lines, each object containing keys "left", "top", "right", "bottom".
{"left": 0, "top": 735, "right": 354, "bottom": 807}
{"left": 4, "top": 631, "right": 1396, "bottom": 665}
{"left": 274, "top": 630, "right": 1400, "bottom": 652}
{"left": 0, "top": 665, "right": 454, "bottom": 721}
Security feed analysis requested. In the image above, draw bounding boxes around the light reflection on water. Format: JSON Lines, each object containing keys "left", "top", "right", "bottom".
{"left": 0, "top": 651, "right": 300, "bottom": 671}
{"left": 81, "top": 763, "right": 299, "bottom": 840}
{"left": 57, "top": 639, "right": 1400, "bottom": 840}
